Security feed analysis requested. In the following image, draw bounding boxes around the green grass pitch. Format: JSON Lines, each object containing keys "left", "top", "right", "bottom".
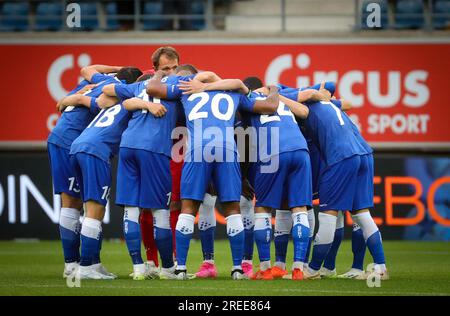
{"left": 0, "top": 240, "right": 449, "bottom": 296}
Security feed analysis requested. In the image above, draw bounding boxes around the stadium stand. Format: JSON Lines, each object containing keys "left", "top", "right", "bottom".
{"left": 0, "top": 2, "right": 29, "bottom": 31}
{"left": 395, "top": 0, "right": 425, "bottom": 29}
{"left": 433, "top": 0, "right": 450, "bottom": 29}
{"left": 0, "top": 0, "right": 449, "bottom": 32}
{"left": 35, "top": 2, "right": 63, "bottom": 31}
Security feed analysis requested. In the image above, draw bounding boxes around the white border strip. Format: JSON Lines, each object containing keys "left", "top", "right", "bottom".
{"left": 0, "top": 37, "right": 449, "bottom": 45}
{"left": 0, "top": 141, "right": 449, "bottom": 151}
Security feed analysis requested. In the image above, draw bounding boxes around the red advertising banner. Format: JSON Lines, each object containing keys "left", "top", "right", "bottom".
{"left": 0, "top": 41, "right": 449, "bottom": 148}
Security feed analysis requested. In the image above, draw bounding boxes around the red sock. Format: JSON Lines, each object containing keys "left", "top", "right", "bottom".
{"left": 170, "top": 210, "right": 181, "bottom": 256}
{"left": 140, "top": 211, "right": 159, "bottom": 267}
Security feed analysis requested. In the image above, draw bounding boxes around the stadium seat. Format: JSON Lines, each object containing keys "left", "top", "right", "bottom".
{"left": 433, "top": 0, "right": 450, "bottom": 29}
{"left": 105, "top": 2, "right": 120, "bottom": 31}
{"left": 142, "top": 1, "right": 165, "bottom": 30}
{"left": 188, "top": 0, "right": 206, "bottom": 30}
{"left": 360, "top": 0, "right": 389, "bottom": 29}
{"left": 77, "top": 3, "right": 99, "bottom": 31}
{"left": 35, "top": 2, "right": 63, "bottom": 31}
{"left": 0, "top": 2, "right": 29, "bottom": 31}
{"left": 395, "top": 0, "right": 425, "bottom": 29}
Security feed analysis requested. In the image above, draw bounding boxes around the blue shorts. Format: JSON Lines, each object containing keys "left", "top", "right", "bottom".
{"left": 181, "top": 149, "right": 241, "bottom": 203}
{"left": 70, "top": 152, "right": 111, "bottom": 206}
{"left": 319, "top": 154, "right": 374, "bottom": 212}
{"left": 48, "top": 143, "right": 81, "bottom": 198}
{"left": 116, "top": 148, "right": 171, "bottom": 209}
{"left": 254, "top": 149, "right": 312, "bottom": 209}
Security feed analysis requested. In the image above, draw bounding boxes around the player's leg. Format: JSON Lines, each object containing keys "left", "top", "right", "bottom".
{"left": 240, "top": 194, "right": 255, "bottom": 278}
{"left": 175, "top": 157, "right": 211, "bottom": 279}
{"left": 222, "top": 201, "right": 247, "bottom": 280}
{"left": 287, "top": 150, "right": 312, "bottom": 280}
{"left": 196, "top": 191, "right": 218, "bottom": 278}
{"left": 214, "top": 151, "right": 247, "bottom": 280}
{"left": 140, "top": 210, "right": 159, "bottom": 268}
{"left": 304, "top": 206, "right": 315, "bottom": 269}
{"left": 337, "top": 223, "right": 367, "bottom": 279}
{"left": 351, "top": 154, "right": 388, "bottom": 280}
{"left": 138, "top": 151, "right": 159, "bottom": 269}
{"left": 116, "top": 148, "right": 146, "bottom": 280}
{"left": 48, "top": 143, "right": 83, "bottom": 277}
{"left": 146, "top": 152, "right": 176, "bottom": 279}
{"left": 170, "top": 158, "right": 183, "bottom": 256}
{"left": 321, "top": 211, "right": 344, "bottom": 278}
{"left": 273, "top": 209, "right": 291, "bottom": 278}
{"left": 307, "top": 156, "right": 359, "bottom": 279}
{"left": 251, "top": 153, "right": 288, "bottom": 280}
{"left": 75, "top": 153, "right": 115, "bottom": 280}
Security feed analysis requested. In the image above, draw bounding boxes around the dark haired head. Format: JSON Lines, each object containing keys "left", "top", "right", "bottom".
{"left": 175, "top": 64, "right": 198, "bottom": 76}
{"left": 116, "top": 67, "right": 143, "bottom": 84}
{"left": 137, "top": 73, "right": 153, "bottom": 82}
{"left": 243, "top": 76, "right": 263, "bottom": 91}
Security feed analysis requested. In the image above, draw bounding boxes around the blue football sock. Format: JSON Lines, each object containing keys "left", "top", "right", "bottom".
{"left": 124, "top": 207, "right": 144, "bottom": 265}
{"left": 366, "top": 231, "right": 385, "bottom": 264}
{"left": 79, "top": 218, "right": 102, "bottom": 267}
{"left": 274, "top": 234, "right": 289, "bottom": 263}
{"left": 59, "top": 208, "right": 81, "bottom": 263}
{"left": 155, "top": 226, "right": 174, "bottom": 268}
{"left": 254, "top": 213, "right": 272, "bottom": 263}
{"left": 243, "top": 228, "right": 254, "bottom": 261}
{"left": 351, "top": 225, "right": 366, "bottom": 270}
{"left": 292, "top": 212, "right": 310, "bottom": 263}
{"left": 92, "top": 231, "right": 103, "bottom": 265}
{"left": 175, "top": 214, "right": 195, "bottom": 267}
{"left": 309, "top": 212, "right": 336, "bottom": 271}
{"left": 200, "top": 226, "right": 215, "bottom": 260}
{"left": 323, "top": 227, "right": 344, "bottom": 270}
{"left": 226, "top": 214, "right": 245, "bottom": 267}
{"left": 352, "top": 212, "right": 385, "bottom": 265}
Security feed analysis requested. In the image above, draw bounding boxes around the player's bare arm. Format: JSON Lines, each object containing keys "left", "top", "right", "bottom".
{"left": 57, "top": 93, "right": 117, "bottom": 112}
{"left": 252, "top": 85, "right": 280, "bottom": 114}
{"left": 122, "top": 97, "right": 167, "bottom": 117}
{"left": 340, "top": 98, "right": 352, "bottom": 111}
{"left": 76, "top": 83, "right": 97, "bottom": 95}
{"left": 193, "top": 71, "right": 222, "bottom": 83}
{"left": 80, "top": 64, "right": 123, "bottom": 82}
{"left": 146, "top": 70, "right": 169, "bottom": 99}
{"left": 280, "top": 95, "right": 309, "bottom": 119}
{"left": 179, "top": 78, "right": 248, "bottom": 95}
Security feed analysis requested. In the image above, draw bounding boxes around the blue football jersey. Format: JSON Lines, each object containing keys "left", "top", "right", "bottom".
{"left": 241, "top": 92, "right": 308, "bottom": 162}
{"left": 115, "top": 78, "right": 182, "bottom": 157}
{"left": 166, "top": 76, "right": 256, "bottom": 153}
{"left": 281, "top": 93, "right": 372, "bottom": 167}
{"left": 48, "top": 73, "right": 121, "bottom": 150}
{"left": 70, "top": 103, "right": 131, "bottom": 163}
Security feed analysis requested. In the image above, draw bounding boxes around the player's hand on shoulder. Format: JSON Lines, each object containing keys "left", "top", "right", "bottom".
{"left": 178, "top": 79, "right": 205, "bottom": 95}
{"left": 147, "top": 102, "right": 168, "bottom": 117}
{"left": 318, "top": 81, "right": 332, "bottom": 101}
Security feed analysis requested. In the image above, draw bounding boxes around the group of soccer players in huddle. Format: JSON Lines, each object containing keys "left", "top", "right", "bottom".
{"left": 48, "top": 46, "right": 389, "bottom": 281}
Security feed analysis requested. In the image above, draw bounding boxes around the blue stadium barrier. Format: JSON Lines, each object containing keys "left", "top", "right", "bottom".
{"left": 433, "top": 0, "right": 450, "bottom": 29}
{"left": 142, "top": 1, "right": 165, "bottom": 30}
{"left": 395, "top": 0, "right": 425, "bottom": 29}
{"left": 0, "top": 2, "right": 29, "bottom": 31}
{"left": 35, "top": 2, "right": 63, "bottom": 31}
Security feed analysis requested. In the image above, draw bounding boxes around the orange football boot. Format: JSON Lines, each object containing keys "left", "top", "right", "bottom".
{"left": 251, "top": 268, "right": 274, "bottom": 280}
{"left": 271, "top": 266, "right": 288, "bottom": 279}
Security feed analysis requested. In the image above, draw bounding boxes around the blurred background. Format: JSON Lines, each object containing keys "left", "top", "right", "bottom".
{"left": 0, "top": 0, "right": 449, "bottom": 241}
